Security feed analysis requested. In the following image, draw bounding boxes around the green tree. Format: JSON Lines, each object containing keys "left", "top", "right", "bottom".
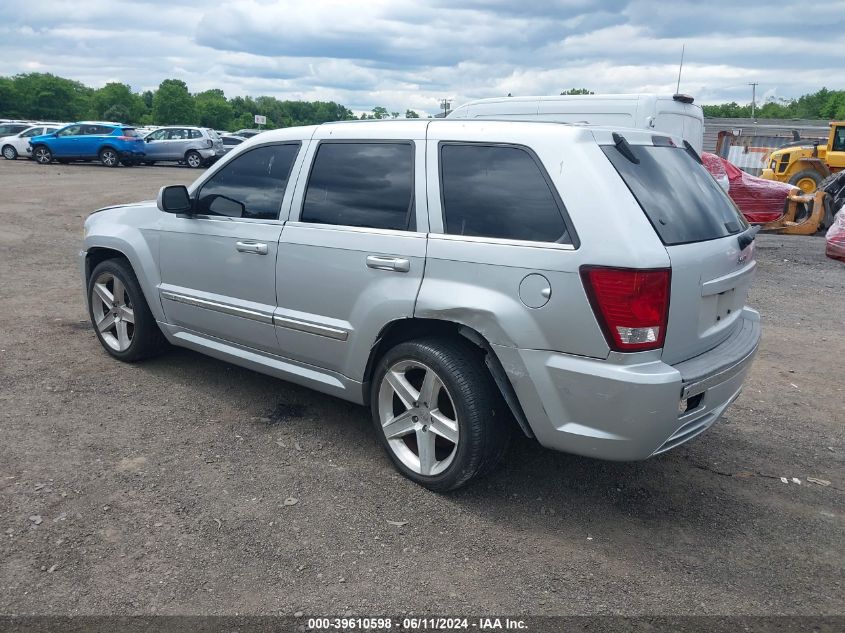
{"left": 0, "top": 78, "right": 18, "bottom": 117}
{"left": 405, "top": 109, "right": 420, "bottom": 118}
{"left": 6, "top": 73, "right": 91, "bottom": 120}
{"left": 151, "top": 79, "right": 195, "bottom": 125}
{"left": 371, "top": 106, "right": 389, "bottom": 119}
{"left": 195, "top": 89, "right": 233, "bottom": 129}
{"left": 560, "top": 88, "right": 594, "bottom": 95}
{"left": 90, "top": 82, "right": 145, "bottom": 122}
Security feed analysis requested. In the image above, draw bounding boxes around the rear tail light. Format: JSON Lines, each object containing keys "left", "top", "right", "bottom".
{"left": 117, "top": 136, "right": 136, "bottom": 141}
{"left": 580, "top": 266, "right": 671, "bottom": 352}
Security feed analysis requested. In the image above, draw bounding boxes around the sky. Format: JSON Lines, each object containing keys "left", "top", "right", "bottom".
{"left": 2, "top": 0, "right": 845, "bottom": 117}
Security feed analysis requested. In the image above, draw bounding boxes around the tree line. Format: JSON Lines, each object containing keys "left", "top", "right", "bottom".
{"left": 701, "top": 88, "right": 845, "bottom": 120}
{"left": 0, "top": 73, "right": 421, "bottom": 129}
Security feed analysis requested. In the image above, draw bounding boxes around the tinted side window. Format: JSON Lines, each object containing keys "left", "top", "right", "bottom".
{"left": 196, "top": 143, "right": 299, "bottom": 220}
{"left": 301, "top": 142, "right": 414, "bottom": 231}
{"left": 440, "top": 144, "right": 570, "bottom": 243}
{"left": 190, "top": 129, "right": 203, "bottom": 139}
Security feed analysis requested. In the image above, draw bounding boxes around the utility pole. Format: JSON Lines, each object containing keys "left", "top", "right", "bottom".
{"left": 440, "top": 98, "right": 451, "bottom": 117}
{"left": 748, "top": 82, "right": 758, "bottom": 121}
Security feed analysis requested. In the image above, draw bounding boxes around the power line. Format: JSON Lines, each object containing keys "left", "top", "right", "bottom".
{"left": 748, "top": 82, "right": 758, "bottom": 121}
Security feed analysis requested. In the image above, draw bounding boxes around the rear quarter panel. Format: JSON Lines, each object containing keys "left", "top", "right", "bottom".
{"left": 419, "top": 122, "right": 670, "bottom": 358}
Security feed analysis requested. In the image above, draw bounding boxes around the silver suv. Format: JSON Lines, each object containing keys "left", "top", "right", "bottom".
{"left": 141, "top": 126, "right": 224, "bottom": 167}
{"left": 80, "top": 120, "right": 761, "bottom": 491}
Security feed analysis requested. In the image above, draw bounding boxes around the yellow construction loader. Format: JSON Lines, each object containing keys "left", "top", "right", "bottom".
{"left": 761, "top": 122, "right": 845, "bottom": 193}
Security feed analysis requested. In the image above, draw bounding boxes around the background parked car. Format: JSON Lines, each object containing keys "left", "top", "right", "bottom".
{"left": 141, "top": 126, "right": 224, "bottom": 167}
{"left": 29, "top": 122, "right": 146, "bottom": 167}
{"left": 1, "top": 124, "right": 62, "bottom": 160}
{"left": 219, "top": 134, "right": 246, "bottom": 155}
{"left": 0, "top": 122, "right": 35, "bottom": 138}
{"left": 702, "top": 152, "right": 798, "bottom": 224}
{"left": 233, "top": 128, "right": 261, "bottom": 138}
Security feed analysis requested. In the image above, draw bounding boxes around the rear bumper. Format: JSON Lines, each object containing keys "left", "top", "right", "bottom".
{"left": 497, "top": 308, "right": 761, "bottom": 461}
{"left": 118, "top": 149, "right": 145, "bottom": 159}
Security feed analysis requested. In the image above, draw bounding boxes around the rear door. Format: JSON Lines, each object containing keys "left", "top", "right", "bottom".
{"left": 274, "top": 126, "right": 428, "bottom": 379}
{"left": 601, "top": 135, "right": 754, "bottom": 364}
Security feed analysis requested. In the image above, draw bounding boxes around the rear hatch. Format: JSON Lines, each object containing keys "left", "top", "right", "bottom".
{"left": 207, "top": 129, "right": 224, "bottom": 153}
{"left": 601, "top": 134, "right": 755, "bottom": 365}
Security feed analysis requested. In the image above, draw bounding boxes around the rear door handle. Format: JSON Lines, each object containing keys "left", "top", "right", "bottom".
{"left": 366, "top": 255, "right": 410, "bottom": 273}
{"left": 236, "top": 241, "right": 268, "bottom": 255}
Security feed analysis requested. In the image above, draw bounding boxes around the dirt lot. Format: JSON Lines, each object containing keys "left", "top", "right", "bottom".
{"left": 0, "top": 158, "right": 843, "bottom": 617}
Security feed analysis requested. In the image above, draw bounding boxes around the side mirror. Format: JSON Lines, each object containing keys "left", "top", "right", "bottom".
{"left": 157, "top": 185, "right": 192, "bottom": 214}
{"left": 145, "top": 137, "right": 152, "bottom": 143}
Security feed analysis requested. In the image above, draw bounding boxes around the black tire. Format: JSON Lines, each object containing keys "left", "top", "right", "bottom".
{"left": 185, "top": 150, "right": 203, "bottom": 168}
{"left": 32, "top": 145, "right": 52, "bottom": 164}
{"left": 87, "top": 258, "right": 168, "bottom": 362}
{"left": 788, "top": 169, "right": 823, "bottom": 193}
{"left": 2, "top": 144, "right": 17, "bottom": 160}
{"left": 99, "top": 147, "right": 119, "bottom": 168}
{"left": 56, "top": 159, "right": 70, "bottom": 164}
{"left": 370, "top": 337, "right": 511, "bottom": 491}
{"left": 142, "top": 161, "right": 156, "bottom": 166}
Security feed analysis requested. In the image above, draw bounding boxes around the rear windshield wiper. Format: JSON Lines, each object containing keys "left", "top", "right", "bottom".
{"left": 612, "top": 133, "right": 639, "bottom": 164}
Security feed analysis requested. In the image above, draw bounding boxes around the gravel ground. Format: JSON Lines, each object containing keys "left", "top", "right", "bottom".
{"left": 0, "top": 159, "right": 842, "bottom": 617}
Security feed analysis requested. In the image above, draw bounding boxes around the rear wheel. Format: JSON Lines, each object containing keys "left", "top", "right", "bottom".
{"left": 87, "top": 259, "right": 168, "bottom": 362}
{"left": 99, "top": 147, "right": 119, "bottom": 168}
{"left": 370, "top": 337, "right": 511, "bottom": 491}
{"left": 2, "top": 145, "right": 17, "bottom": 160}
{"left": 185, "top": 150, "right": 203, "bottom": 168}
{"left": 789, "top": 169, "right": 823, "bottom": 194}
{"left": 33, "top": 145, "right": 52, "bottom": 164}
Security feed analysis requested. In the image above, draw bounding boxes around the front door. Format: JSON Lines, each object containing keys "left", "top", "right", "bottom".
{"left": 143, "top": 128, "right": 170, "bottom": 160}
{"left": 157, "top": 141, "right": 305, "bottom": 353}
{"left": 274, "top": 127, "right": 428, "bottom": 381}
{"left": 52, "top": 124, "right": 83, "bottom": 157}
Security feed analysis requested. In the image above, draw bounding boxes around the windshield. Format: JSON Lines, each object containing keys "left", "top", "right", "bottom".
{"left": 602, "top": 143, "right": 748, "bottom": 246}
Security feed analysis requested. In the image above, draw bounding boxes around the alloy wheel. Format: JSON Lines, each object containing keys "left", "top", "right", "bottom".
{"left": 101, "top": 150, "right": 117, "bottom": 167}
{"left": 377, "top": 360, "right": 460, "bottom": 476}
{"left": 34, "top": 147, "right": 51, "bottom": 164}
{"left": 91, "top": 272, "right": 135, "bottom": 352}
{"left": 2, "top": 146, "right": 16, "bottom": 160}
{"left": 186, "top": 152, "right": 202, "bottom": 168}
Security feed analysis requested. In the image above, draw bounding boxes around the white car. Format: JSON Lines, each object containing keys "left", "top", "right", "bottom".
{"left": 1, "top": 124, "right": 62, "bottom": 160}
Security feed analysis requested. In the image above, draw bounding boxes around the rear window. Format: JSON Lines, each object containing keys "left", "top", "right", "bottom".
{"left": 602, "top": 143, "right": 748, "bottom": 245}
{"left": 121, "top": 128, "right": 138, "bottom": 137}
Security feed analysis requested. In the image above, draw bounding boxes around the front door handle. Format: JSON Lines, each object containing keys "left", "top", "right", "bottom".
{"left": 236, "top": 241, "right": 268, "bottom": 255}
{"left": 366, "top": 255, "right": 410, "bottom": 273}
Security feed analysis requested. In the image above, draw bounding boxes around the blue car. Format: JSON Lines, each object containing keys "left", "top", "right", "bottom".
{"left": 30, "top": 122, "right": 146, "bottom": 167}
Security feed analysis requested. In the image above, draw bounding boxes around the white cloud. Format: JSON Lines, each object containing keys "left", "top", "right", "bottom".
{"left": 1, "top": 0, "right": 844, "bottom": 116}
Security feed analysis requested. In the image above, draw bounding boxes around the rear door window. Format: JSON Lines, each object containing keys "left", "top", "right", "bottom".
{"left": 602, "top": 142, "right": 748, "bottom": 245}
{"left": 439, "top": 143, "right": 572, "bottom": 243}
{"left": 301, "top": 142, "right": 415, "bottom": 231}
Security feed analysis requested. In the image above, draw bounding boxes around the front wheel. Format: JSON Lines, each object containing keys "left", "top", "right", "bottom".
{"left": 87, "top": 259, "right": 168, "bottom": 362}
{"left": 99, "top": 147, "right": 119, "bottom": 168}
{"left": 2, "top": 145, "right": 17, "bottom": 160}
{"left": 371, "top": 337, "right": 511, "bottom": 491}
{"left": 789, "top": 169, "right": 823, "bottom": 194}
{"left": 185, "top": 150, "right": 203, "bottom": 168}
{"left": 33, "top": 145, "right": 52, "bottom": 164}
